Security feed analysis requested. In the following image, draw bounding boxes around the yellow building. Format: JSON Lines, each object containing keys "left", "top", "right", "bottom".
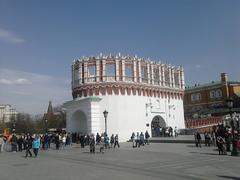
{"left": 184, "top": 73, "right": 240, "bottom": 119}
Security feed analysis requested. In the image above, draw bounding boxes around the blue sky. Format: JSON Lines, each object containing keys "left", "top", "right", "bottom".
{"left": 0, "top": 0, "right": 239, "bottom": 114}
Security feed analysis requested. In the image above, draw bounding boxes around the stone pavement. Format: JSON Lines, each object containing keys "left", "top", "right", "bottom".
{"left": 0, "top": 143, "right": 239, "bottom": 180}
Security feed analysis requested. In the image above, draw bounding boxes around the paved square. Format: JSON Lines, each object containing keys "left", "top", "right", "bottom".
{"left": 0, "top": 143, "right": 239, "bottom": 180}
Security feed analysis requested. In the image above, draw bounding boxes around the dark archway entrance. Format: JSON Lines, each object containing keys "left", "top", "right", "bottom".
{"left": 71, "top": 110, "right": 88, "bottom": 134}
{"left": 151, "top": 115, "right": 166, "bottom": 137}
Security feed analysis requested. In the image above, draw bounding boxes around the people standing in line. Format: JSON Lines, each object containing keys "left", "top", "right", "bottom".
{"left": 89, "top": 134, "right": 95, "bottom": 153}
{"left": 114, "top": 134, "right": 120, "bottom": 148}
{"left": 131, "top": 132, "right": 136, "bottom": 148}
{"left": 32, "top": 135, "right": 40, "bottom": 157}
{"left": 25, "top": 135, "right": 32, "bottom": 158}
{"left": 145, "top": 131, "right": 150, "bottom": 145}
{"left": 110, "top": 134, "right": 114, "bottom": 148}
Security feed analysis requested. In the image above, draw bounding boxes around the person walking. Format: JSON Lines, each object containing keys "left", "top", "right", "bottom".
{"left": 145, "top": 130, "right": 150, "bottom": 145}
{"left": 110, "top": 134, "right": 114, "bottom": 148}
{"left": 32, "top": 135, "right": 40, "bottom": 157}
{"left": 17, "top": 136, "right": 24, "bottom": 152}
{"left": 11, "top": 133, "right": 18, "bottom": 152}
{"left": 114, "top": 134, "right": 120, "bottom": 148}
{"left": 140, "top": 132, "right": 145, "bottom": 147}
{"left": 196, "top": 131, "right": 202, "bottom": 148}
{"left": 89, "top": 134, "right": 95, "bottom": 153}
{"left": 131, "top": 132, "right": 136, "bottom": 148}
{"left": 25, "top": 135, "right": 33, "bottom": 158}
{"left": 136, "top": 132, "right": 140, "bottom": 148}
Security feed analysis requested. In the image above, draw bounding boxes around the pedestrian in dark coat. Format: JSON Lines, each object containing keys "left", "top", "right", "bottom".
{"left": 114, "top": 134, "right": 120, "bottom": 148}
{"left": 25, "top": 135, "right": 32, "bottom": 158}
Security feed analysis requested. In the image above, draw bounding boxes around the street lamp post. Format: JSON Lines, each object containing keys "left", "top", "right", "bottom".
{"left": 103, "top": 110, "right": 108, "bottom": 135}
{"left": 226, "top": 98, "right": 239, "bottom": 156}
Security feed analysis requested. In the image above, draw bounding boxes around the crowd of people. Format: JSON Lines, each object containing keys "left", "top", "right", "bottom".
{"left": 130, "top": 131, "right": 150, "bottom": 148}
{"left": 0, "top": 131, "right": 124, "bottom": 156}
{"left": 194, "top": 123, "right": 240, "bottom": 155}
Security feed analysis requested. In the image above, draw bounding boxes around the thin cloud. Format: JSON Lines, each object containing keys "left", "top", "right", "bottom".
{"left": 195, "top": 64, "right": 201, "bottom": 69}
{"left": 0, "top": 78, "right": 31, "bottom": 85}
{"left": 0, "top": 68, "right": 71, "bottom": 114}
{"left": 0, "top": 28, "right": 25, "bottom": 44}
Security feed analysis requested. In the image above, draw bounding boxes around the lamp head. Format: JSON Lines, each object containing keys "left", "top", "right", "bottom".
{"left": 103, "top": 110, "right": 108, "bottom": 118}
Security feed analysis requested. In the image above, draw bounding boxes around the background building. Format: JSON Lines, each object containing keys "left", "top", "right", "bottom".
{"left": 184, "top": 73, "right": 240, "bottom": 131}
{"left": 0, "top": 104, "right": 18, "bottom": 123}
{"left": 64, "top": 54, "right": 185, "bottom": 141}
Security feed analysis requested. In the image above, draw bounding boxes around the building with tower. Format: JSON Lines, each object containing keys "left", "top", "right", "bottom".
{"left": 64, "top": 54, "right": 185, "bottom": 141}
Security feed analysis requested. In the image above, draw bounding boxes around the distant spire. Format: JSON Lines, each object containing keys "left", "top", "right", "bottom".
{"left": 47, "top": 101, "right": 53, "bottom": 115}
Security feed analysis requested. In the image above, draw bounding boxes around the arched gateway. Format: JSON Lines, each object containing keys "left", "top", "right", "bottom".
{"left": 70, "top": 110, "right": 88, "bottom": 133}
{"left": 151, "top": 115, "right": 166, "bottom": 137}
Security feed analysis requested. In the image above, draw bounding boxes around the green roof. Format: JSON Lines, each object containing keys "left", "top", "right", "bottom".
{"left": 186, "top": 81, "right": 240, "bottom": 91}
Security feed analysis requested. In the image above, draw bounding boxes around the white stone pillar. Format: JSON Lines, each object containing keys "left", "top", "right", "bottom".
{"left": 168, "top": 65, "right": 172, "bottom": 87}
{"left": 122, "top": 60, "right": 125, "bottom": 81}
{"left": 133, "top": 60, "right": 137, "bottom": 82}
{"left": 147, "top": 62, "right": 150, "bottom": 84}
{"left": 115, "top": 59, "right": 119, "bottom": 81}
{"left": 150, "top": 62, "right": 154, "bottom": 84}
{"left": 96, "top": 60, "right": 100, "bottom": 82}
{"left": 89, "top": 99, "right": 101, "bottom": 135}
{"left": 180, "top": 67, "right": 185, "bottom": 89}
{"left": 158, "top": 65, "right": 162, "bottom": 86}
{"left": 161, "top": 65, "right": 165, "bottom": 86}
{"left": 78, "top": 62, "right": 83, "bottom": 84}
{"left": 102, "top": 59, "right": 106, "bottom": 82}
{"left": 83, "top": 61, "right": 88, "bottom": 83}
{"left": 172, "top": 67, "right": 175, "bottom": 88}
{"left": 138, "top": 60, "right": 142, "bottom": 83}
{"left": 178, "top": 68, "right": 181, "bottom": 88}
{"left": 71, "top": 64, "right": 74, "bottom": 89}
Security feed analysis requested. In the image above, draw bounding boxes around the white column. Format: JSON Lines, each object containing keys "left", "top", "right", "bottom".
{"left": 71, "top": 64, "right": 74, "bottom": 89}
{"left": 158, "top": 65, "right": 162, "bottom": 86}
{"left": 168, "top": 65, "right": 172, "bottom": 87}
{"left": 115, "top": 59, "right": 119, "bottom": 81}
{"left": 89, "top": 100, "right": 101, "bottom": 135}
{"left": 96, "top": 60, "right": 100, "bottom": 82}
{"left": 161, "top": 65, "right": 165, "bottom": 86}
{"left": 147, "top": 62, "right": 150, "bottom": 84}
{"left": 150, "top": 62, "right": 154, "bottom": 84}
{"left": 172, "top": 67, "right": 175, "bottom": 88}
{"left": 78, "top": 62, "right": 83, "bottom": 84}
{"left": 180, "top": 67, "right": 185, "bottom": 89}
{"left": 138, "top": 60, "right": 142, "bottom": 83}
{"left": 133, "top": 60, "right": 137, "bottom": 82}
{"left": 102, "top": 59, "right": 106, "bottom": 82}
{"left": 122, "top": 60, "right": 125, "bottom": 81}
{"left": 83, "top": 61, "right": 88, "bottom": 83}
{"left": 178, "top": 68, "right": 181, "bottom": 88}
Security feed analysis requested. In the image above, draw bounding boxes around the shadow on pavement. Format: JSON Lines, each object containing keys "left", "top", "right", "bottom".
{"left": 217, "top": 175, "right": 240, "bottom": 180}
